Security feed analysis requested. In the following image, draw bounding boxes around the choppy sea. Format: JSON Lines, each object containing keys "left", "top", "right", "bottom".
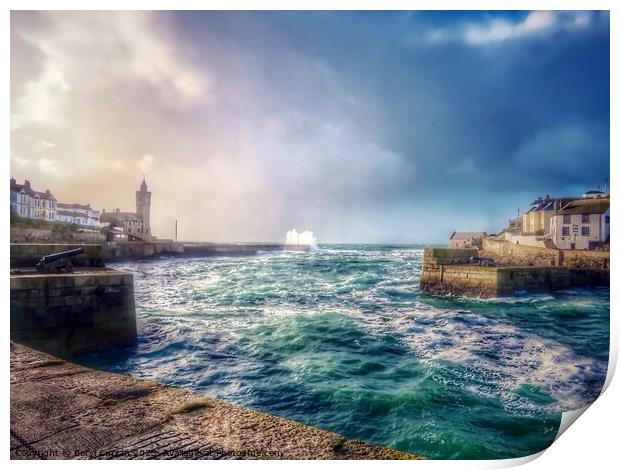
{"left": 78, "top": 245, "right": 609, "bottom": 459}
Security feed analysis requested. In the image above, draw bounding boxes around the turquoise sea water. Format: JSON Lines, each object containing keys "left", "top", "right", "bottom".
{"left": 79, "top": 245, "right": 609, "bottom": 459}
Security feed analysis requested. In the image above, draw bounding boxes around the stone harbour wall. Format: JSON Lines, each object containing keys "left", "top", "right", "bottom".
{"left": 10, "top": 270, "right": 136, "bottom": 358}
{"left": 481, "top": 238, "right": 610, "bottom": 269}
{"left": 103, "top": 242, "right": 310, "bottom": 262}
{"left": 11, "top": 227, "right": 105, "bottom": 244}
{"left": 421, "top": 248, "right": 480, "bottom": 266}
{"left": 481, "top": 238, "right": 560, "bottom": 267}
{"left": 420, "top": 262, "right": 499, "bottom": 298}
{"left": 10, "top": 342, "right": 421, "bottom": 460}
{"left": 180, "top": 243, "right": 310, "bottom": 258}
{"left": 103, "top": 241, "right": 184, "bottom": 262}
{"left": 561, "top": 249, "right": 610, "bottom": 269}
{"left": 10, "top": 243, "right": 105, "bottom": 269}
{"left": 420, "top": 247, "right": 609, "bottom": 297}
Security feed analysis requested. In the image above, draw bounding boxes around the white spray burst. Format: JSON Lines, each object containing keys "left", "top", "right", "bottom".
{"left": 286, "top": 229, "right": 317, "bottom": 248}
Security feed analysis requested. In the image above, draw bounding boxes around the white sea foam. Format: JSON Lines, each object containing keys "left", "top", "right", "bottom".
{"left": 367, "top": 303, "right": 605, "bottom": 413}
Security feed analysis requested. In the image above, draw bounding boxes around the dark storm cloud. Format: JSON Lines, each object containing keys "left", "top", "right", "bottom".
{"left": 176, "top": 10, "right": 609, "bottom": 188}
{"left": 11, "top": 11, "right": 610, "bottom": 243}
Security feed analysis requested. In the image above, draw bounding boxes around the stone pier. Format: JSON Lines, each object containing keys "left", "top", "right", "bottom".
{"left": 10, "top": 343, "right": 421, "bottom": 460}
{"left": 10, "top": 269, "right": 136, "bottom": 357}
{"left": 420, "top": 248, "right": 609, "bottom": 297}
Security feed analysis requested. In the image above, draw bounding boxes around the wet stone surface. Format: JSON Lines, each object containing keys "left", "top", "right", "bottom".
{"left": 10, "top": 342, "right": 420, "bottom": 460}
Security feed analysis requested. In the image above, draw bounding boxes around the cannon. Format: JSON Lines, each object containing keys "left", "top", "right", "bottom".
{"left": 35, "top": 247, "right": 84, "bottom": 273}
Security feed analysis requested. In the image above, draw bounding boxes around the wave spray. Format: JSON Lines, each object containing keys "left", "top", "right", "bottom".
{"left": 285, "top": 229, "right": 317, "bottom": 249}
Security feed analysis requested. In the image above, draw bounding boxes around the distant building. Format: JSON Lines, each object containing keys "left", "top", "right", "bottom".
{"left": 582, "top": 190, "right": 607, "bottom": 199}
{"left": 521, "top": 195, "right": 578, "bottom": 236}
{"left": 550, "top": 197, "right": 610, "bottom": 250}
{"left": 56, "top": 202, "right": 101, "bottom": 227}
{"left": 10, "top": 178, "right": 57, "bottom": 221}
{"left": 449, "top": 231, "right": 487, "bottom": 249}
{"left": 136, "top": 178, "right": 151, "bottom": 240}
{"left": 100, "top": 178, "right": 152, "bottom": 241}
{"left": 100, "top": 209, "right": 143, "bottom": 239}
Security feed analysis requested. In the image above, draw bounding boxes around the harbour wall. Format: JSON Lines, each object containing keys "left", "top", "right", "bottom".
{"left": 481, "top": 238, "right": 610, "bottom": 269}
{"left": 11, "top": 241, "right": 311, "bottom": 265}
{"left": 102, "top": 241, "right": 184, "bottom": 261}
{"left": 103, "top": 241, "right": 310, "bottom": 261}
{"left": 180, "top": 242, "right": 310, "bottom": 258}
{"left": 10, "top": 342, "right": 420, "bottom": 460}
{"left": 420, "top": 248, "right": 609, "bottom": 297}
{"left": 10, "top": 243, "right": 105, "bottom": 269}
{"left": 10, "top": 270, "right": 137, "bottom": 358}
{"left": 10, "top": 227, "right": 106, "bottom": 244}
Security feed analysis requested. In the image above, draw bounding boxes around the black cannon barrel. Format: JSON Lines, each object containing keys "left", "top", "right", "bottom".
{"left": 38, "top": 247, "right": 84, "bottom": 265}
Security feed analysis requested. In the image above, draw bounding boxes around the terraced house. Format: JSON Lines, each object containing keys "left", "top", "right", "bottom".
{"left": 56, "top": 202, "right": 101, "bottom": 227}
{"left": 9, "top": 178, "right": 57, "bottom": 221}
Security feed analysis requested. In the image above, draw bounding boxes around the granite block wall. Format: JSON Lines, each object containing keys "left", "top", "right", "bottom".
{"left": 10, "top": 271, "right": 136, "bottom": 357}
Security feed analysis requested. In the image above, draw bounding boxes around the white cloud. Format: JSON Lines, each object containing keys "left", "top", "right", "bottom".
{"left": 139, "top": 154, "right": 155, "bottom": 173}
{"left": 13, "top": 62, "right": 68, "bottom": 128}
{"left": 426, "top": 11, "right": 594, "bottom": 47}
{"left": 111, "top": 161, "right": 127, "bottom": 172}
{"left": 464, "top": 11, "right": 555, "bottom": 45}
{"left": 38, "top": 158, "right": 59, "bottom": 174}
{"left": 11, "top": 153, "right": 29, "bottom": 167}
{"left": 12, "top": 12, "right": 210, "bottom": 129}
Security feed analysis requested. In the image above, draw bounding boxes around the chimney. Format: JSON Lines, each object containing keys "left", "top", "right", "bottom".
{"left": 116, "top": 208, "right": 120, "bottom": 214}
{"left": 24, "top": 180, "right": 31, "bottom": 189}
{"left": 10, "top": 178, "right": 15, "bottom": 185}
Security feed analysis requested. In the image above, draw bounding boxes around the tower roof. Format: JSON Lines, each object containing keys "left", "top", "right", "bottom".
{"left": 140, "top": 177, "right": 148, "bottom": 192}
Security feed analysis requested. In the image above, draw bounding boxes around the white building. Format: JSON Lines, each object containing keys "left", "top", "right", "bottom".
{"left": 56, "top": 202, "right": 101, "bottom": 227}
{"left": 10, "top": 178, "right": 57, "bottom": 221}
{"left": 550, "top": 197, "right": 610, "bottom": 250}
{"left": 449, "top": 231, "right": 487, "bottom": 248}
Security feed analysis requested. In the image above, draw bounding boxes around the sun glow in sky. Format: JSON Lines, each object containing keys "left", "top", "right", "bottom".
{"left": 10, "top": 11, "right": 610, "bottom": 243}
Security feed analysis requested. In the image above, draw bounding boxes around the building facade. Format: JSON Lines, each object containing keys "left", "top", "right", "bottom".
{"left": 56, "top": 203, "right": 101, "bottom": 227}
{"left": 550, "top": 197, "right": 610, "bottom": 250}
{"left": 135, "top": 178, "right": 152, "bottom": 240}
{"left": 100, "top": 178, "right": 152, "bottom": 241}
{"left": 10, "top": 178, "right": 57, "bottom": 221}
{"left": 449, "top": 231, "right": 487, "bottom": 249}
{"left": 521, "top": 196, "right": 578, "bottom": 236}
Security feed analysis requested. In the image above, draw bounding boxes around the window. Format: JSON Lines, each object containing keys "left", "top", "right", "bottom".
{"left": 606, "top": 215, "right": 610, "bottom": 224}
{"left": 562, "top": 227, "right": 570, "bottom": 237}
{"left": 563, "top": 214, "right": 571, "bottom": 224}
{"left": 582, "top": 214, "right": 589, "bottom": 223}
{"left": 581, "top": 226, "right": 590, "bottom": 236}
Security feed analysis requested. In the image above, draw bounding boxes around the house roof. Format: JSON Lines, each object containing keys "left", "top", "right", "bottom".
{"left": 450, "top": 231, "right": 487, "bottom": 240}
{"left": 58, "top": 202, "right": 93, "bottom": 210}
{"left": 100, "top": 211, "right": 142, "bottom": 223}
{"left": 527, "top": 197, "right": 578, "bottom": 213}
{"left": 10, "top": 179, "right": 56, "bottom": 200}
{"left": 56, "top": 210, "right": 84, "bottom": 217}
{"left": 558, "top": 197, "right": 610, "bottom": 215}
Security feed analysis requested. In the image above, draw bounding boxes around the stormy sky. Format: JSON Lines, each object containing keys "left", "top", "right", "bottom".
{"left": 10, "top": 11, "right": 610, "bottom": 243}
